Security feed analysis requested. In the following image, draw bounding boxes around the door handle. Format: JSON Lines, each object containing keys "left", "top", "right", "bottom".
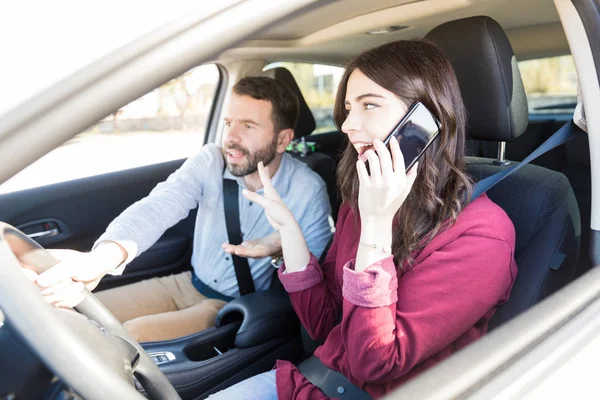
{"left": 18, "top": 220, "right": 63, "bottom": 241}
{"left": 27, "top": 228, "right": 60, "bottom": 239}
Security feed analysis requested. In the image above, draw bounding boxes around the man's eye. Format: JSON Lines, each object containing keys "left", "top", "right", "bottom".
{"left": 245, "top": 124, "right": 253, "bottom": 129}
{"left": 224, "top": 121, "right": 231, "bottom": 127}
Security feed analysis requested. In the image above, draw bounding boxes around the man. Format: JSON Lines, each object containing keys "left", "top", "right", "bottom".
{"left": 31, "top": 77, "right": 333, "bottom": 342}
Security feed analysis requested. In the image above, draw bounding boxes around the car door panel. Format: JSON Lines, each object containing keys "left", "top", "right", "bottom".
{"left": 0, "top": 158, "right": 197, "bottom": 289}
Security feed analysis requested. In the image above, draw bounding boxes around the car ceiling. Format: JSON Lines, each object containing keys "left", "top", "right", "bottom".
{"left": 219, "top": 0, "right": 567, "bottom": 64}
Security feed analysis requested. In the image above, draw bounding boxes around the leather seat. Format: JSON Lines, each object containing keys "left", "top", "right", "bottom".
{"left": 425, "top": 16, "right": 581, "bottom": 329}
{"left": 261, "top": 67, "right": 340, "bottom": 221}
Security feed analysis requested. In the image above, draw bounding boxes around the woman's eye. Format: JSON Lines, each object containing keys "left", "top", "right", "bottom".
{"left": 364, "top": 103, "right": 378, "bottom": 110}
{"left": 224, "top": 121, "right": 231, "bottom": 127}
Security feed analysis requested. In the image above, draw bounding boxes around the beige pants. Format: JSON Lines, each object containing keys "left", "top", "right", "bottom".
{"left": 95, "top": 271, "right": 228, "bottom": 342}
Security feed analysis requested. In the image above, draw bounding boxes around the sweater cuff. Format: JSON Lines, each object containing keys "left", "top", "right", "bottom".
{"left": 278, "top": 254, "right": 322, "bottom": 292}
{"left": 343, "top": 256, "right": 398, "bottom": 307}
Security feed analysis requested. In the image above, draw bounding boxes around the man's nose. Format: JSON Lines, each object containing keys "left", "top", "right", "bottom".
{"left": 224, "top": 123, "right": 242, "bottom": 142}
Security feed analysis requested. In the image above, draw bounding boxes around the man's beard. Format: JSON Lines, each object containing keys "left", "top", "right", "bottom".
{"left": 222, "top": 136, "right": 279, "bottom": 177}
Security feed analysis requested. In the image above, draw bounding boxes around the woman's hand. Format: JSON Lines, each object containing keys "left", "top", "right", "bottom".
{"left": 241, "top": 161, "right": 298, "bottom": 232}
{"left": 243, "top": 161, "right": 310, "bottom": 272}
{"left": 354, "top": 137, "right": 418, "bottom": 271}
{"left": 357, "top": 137, "right": 418, "bottom": 224}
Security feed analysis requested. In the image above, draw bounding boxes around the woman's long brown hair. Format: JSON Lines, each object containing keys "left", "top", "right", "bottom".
{"left": 334, "top": 39, "right": 473, "bottom": 268}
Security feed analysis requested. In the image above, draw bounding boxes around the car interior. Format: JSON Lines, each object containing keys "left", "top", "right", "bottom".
{"left": 0, "top": 0, "right": 599, "bottom": 399}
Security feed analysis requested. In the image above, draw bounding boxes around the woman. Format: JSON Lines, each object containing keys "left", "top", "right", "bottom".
{"left": 212, "top": 39, "right": 517, "bottom": 399}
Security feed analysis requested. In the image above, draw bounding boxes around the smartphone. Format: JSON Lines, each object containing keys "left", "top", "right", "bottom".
{"left": 381, "top": 101, "right": 442, "bottom": 172}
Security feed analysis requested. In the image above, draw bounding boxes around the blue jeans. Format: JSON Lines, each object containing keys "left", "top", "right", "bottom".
{"left": 207, "top": 370, "right": 278, "bottom": 399}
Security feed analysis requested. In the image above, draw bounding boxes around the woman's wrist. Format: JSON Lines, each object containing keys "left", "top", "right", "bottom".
{"left": 279, "top": 220, "right": 303, "bottom": 239}
{"left": 355, "top": 217, "right": 393, "bottom": 272}
{"left": 360, "top": 217, "right": 393, "bottom": 246}
{"left": 279, "top": 223, "right": 311, "bottom": 273}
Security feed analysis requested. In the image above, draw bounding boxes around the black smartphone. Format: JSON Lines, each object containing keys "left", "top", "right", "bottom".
{"left": 381, "top": 101, "right": 442, "bottom": 172}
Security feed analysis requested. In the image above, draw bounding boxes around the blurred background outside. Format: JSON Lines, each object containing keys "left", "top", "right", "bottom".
{"left": 0, "top": 55, "right": 578, "bottom": 194}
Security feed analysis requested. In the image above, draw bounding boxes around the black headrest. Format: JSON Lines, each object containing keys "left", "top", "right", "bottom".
{"left": 261, "top": 67, "right": 316, "bottom": 139}
{"left": 425, "top": 16, "right": 528, "bottom": 142}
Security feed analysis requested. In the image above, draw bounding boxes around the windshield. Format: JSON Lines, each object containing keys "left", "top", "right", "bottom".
{"left": 0, "top": 0, "right": 238, "bottom": 118}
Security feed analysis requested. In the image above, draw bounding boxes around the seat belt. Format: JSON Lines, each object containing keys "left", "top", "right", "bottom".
{"left": 222, "top": 177, "right": 256, "bottom": 296}
{"left": 298, "top": 355, "right": 372, "bottom": 399}
{"left": 470, "top": 120, "right": 582, "bottom": 201}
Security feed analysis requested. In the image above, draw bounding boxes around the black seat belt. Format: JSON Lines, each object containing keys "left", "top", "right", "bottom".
{"left": 298, "top": 355, "right": 372, "bottom": 399}
{"left": 470, "top": 120, "right": 582, "bottom": 201}
{"left": 222, "top": 177, "right": 255, "bottom": 296}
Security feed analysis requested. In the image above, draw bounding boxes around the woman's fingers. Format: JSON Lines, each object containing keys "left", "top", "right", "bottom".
{"left": 261, "top": 163, "right": 284, "bottom": 202}
{"left": 390, "top": 136, "right": 406, "bottom": 176}
{"left": 365, "top": 149, "right": 382, "bottom": 184}
{"left": 257, "top": 162, "right": 275, "bottom": 197}
{"left": 242, "top": 188, "right": 276, "bottom": 209}
{"left": 406, "top": 161, "right": 419, "bottom": 190}
{"left": 373, "top": 139, "right": 394, "bottom": 179}
{"left": 356, "top": 159, "right": 370, "bottom": 185}
{"left": 257, "top": 162, "right": 272, "bottom": 187}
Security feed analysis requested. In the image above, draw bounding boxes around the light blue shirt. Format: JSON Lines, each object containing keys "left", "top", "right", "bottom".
{"left": 95, "top": 143, "right": 333, "bottom": 297}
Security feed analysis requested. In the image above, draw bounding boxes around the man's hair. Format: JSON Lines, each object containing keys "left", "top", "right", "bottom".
{"left": 232, "top": 76, "right": 299, "bottom": 133}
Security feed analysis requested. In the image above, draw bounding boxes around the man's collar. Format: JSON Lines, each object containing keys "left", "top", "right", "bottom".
{"left": 223, "top": 167, "right": 244, "bottom": 186}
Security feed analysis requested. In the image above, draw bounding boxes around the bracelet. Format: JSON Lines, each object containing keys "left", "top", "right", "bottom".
{"left": 361, "top": 242, "right": 392, "bottom": 253}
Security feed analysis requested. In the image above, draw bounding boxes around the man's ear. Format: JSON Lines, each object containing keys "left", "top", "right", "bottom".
{"left": 276, "top": 128, "right": 295, "bottom": 153}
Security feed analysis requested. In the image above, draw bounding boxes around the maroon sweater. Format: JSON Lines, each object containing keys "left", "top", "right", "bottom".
{"left": 275, "top": 194, "right": 517, "bottom": 399}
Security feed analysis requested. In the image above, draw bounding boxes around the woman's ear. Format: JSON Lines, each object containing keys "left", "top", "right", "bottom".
{"left": 277, "top": 128, "right": 295, "bottom": 153}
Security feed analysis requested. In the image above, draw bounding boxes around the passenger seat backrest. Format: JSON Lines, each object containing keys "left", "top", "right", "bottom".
{"left": 426, "top": 16, "right": 581, "bottom": 329}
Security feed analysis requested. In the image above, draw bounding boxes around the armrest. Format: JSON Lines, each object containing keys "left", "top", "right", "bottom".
{"left": 215, "top": 290, "right": 299, "bottom": 348}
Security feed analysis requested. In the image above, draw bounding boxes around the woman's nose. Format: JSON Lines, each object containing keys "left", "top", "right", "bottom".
{"left": 341, "top": 111, "right": 361, "bottom": 134}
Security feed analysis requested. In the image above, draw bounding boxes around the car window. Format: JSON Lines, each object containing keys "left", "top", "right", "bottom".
{"left": 0, "top": 64, "right": 221, "bottom": 194}
{"left": 264, "top": 62, "right": 344, "bottom": 134}
{"left": 518, "top": 55, "right": 578, "bottom": 115}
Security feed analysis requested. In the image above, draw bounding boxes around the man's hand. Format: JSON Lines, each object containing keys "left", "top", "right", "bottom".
{"left": 222, "top": 231, "right": 282, "bottom": 259}
{"left": 21, "top": 241, "right": 127, "bottom": 308}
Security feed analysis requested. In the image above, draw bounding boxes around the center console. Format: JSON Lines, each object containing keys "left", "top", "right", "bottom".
{"left": 139, "top": 290, "right": 302, "bottom": 399}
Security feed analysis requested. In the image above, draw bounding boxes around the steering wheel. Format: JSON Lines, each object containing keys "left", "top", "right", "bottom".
{"left": 0, "top": 223, "right": 181, "bottom": 400}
